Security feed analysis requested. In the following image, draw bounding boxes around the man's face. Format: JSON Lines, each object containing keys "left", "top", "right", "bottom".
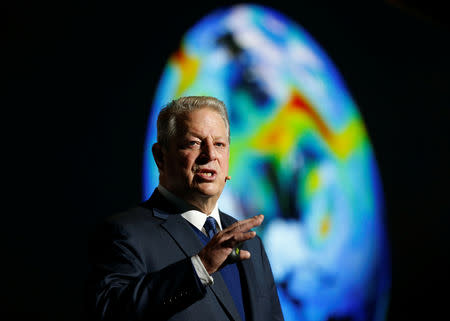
{"left": 156, "top": 107, "right": 230, "bottom": 205}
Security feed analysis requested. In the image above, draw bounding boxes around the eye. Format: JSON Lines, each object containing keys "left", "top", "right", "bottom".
{"left": 215, "top": 142, "right": 226, "bottom": 147}
{"left": 187, "top": 140, "right": 201, "bottom": 147}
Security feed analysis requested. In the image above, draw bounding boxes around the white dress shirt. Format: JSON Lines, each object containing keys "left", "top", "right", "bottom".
{"left": 157, "top": 184, "right": 223, "bottom": 286}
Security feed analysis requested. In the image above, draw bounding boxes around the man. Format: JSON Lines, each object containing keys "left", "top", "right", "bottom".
{"left": 86, "top": 96, "right": 284, "bottom": 321}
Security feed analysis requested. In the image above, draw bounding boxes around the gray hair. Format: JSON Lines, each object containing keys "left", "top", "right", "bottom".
{"left": 156, "top": 96, "right": 230, "bottom": 147}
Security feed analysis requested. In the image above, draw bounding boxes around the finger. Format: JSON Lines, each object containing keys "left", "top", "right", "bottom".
{"left": 226, "top": 247, "right": 251, "bottom": 264}
{"left": 233, "top": 230, "right": 256, "bottom": 243}
{"left": 225, "top": 214, "right": 264, "bottom": 234}
{"left": 239, "top": 249, "right": 251, "bottom": 260}
{"left": 223, "top": 230, "right": 256, "bottom": 247}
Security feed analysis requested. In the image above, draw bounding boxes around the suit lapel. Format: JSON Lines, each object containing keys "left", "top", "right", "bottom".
{"left": 160, "top": 213, "right": 204, "bottom": 257}
{"left": 209, "top": 272, "right": 242, "bottom": 321}
{"left": 239, "top": 250, "right": 261, "bottom": 319}
{"left": 162, "top": 212, "right": 242, "bottom": 321}
{"left": 143, "top": 190, "right": 242, "bottom": 321}
{"left": 221, "top": 212, "right": 262, "bottom": 320}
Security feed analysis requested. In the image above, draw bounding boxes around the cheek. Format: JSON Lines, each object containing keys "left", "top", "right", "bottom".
{"left": 220, "top": 152, "right": 230, "bottom": 172}
{"left": 178, "top": 153, "right": 196, "bottom": 171}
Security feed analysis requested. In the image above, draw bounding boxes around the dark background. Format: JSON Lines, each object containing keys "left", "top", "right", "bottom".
{"left": 5, "top": 0, "right": 449, "bottom": 320}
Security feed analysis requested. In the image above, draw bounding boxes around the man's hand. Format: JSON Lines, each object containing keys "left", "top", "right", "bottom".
{"left": 198, "top": 214, "right": 264, "bottom": 275}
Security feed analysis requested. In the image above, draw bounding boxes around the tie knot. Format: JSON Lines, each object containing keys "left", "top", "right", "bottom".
{"left": 204, "top": 216, "right": 218, "bottom": 239}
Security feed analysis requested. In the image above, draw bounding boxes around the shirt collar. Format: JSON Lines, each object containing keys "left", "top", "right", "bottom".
{"left": 157, "top": 184, "right": 222, "bottom": 232}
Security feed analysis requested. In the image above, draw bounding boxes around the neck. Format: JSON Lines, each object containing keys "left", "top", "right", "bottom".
{"left": 184, "top": 195, "right": 218, "bottom": 214}
{"left": 158, "top": 184, "right": 218, "bottom": 214}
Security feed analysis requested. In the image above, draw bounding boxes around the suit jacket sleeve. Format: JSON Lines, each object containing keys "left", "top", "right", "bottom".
{"left": 86, "top": 219, "right": 206, "bottom": 321}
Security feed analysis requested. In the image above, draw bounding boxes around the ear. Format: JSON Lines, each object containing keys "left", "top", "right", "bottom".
{"left": 152, "top": 143, "right": 165, "bottom": 171}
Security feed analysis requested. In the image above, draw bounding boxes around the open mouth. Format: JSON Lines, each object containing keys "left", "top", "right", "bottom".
{"left": 195, "top": 169, "right": 217, "bottom": 180}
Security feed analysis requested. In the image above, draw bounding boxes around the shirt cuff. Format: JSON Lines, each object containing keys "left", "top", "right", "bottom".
{"left": 191, "top": 255, "right": 214, "bottom": 286}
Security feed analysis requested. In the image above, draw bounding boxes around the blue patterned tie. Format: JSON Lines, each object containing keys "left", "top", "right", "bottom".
{"left": 204, "top": 216, "right": 218, "bottom": 239}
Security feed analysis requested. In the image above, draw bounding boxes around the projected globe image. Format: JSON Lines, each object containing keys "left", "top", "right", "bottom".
{"left": 143, "top": 4, "right": 390, "bottom": 321}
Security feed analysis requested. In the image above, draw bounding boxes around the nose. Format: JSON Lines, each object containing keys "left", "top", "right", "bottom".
{"left": 199, "top": 139, "right": 217, "bottom": 163}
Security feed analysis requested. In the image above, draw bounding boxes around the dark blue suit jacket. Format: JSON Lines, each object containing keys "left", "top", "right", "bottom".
{"left": 87, "top": 189, "right": 284, "bottom": 321}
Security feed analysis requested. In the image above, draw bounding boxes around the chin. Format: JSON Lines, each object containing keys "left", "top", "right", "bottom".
{"left": 195, "top": 185, "right": 222, "bottom": 198}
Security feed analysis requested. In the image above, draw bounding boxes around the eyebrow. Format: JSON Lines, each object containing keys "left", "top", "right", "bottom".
{"left": 185, "top": 131, "right": 228, "bottom": 140}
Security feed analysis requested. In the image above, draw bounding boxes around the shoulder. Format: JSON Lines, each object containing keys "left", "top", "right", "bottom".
{"left": 106, "top": 205, "right": 156, "bottom": 226}
{"left": 91, "top": 204, "right": 163, "bottom": 245}
{"left": 101, "top": 188, "right": 173, "bottom": 231}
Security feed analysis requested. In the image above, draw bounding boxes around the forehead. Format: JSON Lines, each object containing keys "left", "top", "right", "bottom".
{"left": 176, "top": 108, "right": 228, "bottom": 136}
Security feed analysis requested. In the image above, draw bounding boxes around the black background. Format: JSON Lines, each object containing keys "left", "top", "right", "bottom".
{"left": 5, "top": 1, "right": 449, "bottom": 320}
